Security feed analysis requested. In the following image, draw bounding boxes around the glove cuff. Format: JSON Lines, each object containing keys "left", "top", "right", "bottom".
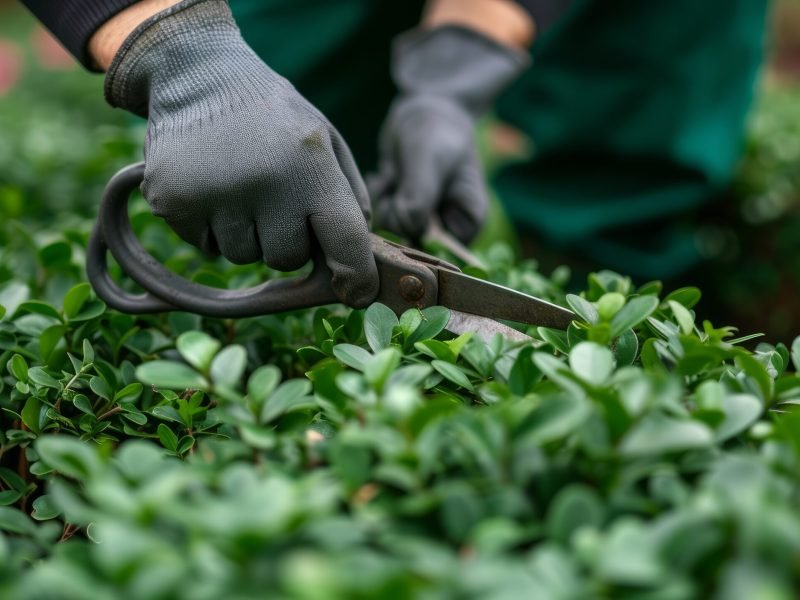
{"left": 391, "top": 25, "right": 530, "bottom": 119}
{"left": 105, "top": 0, "right": 277, "bottom": 118}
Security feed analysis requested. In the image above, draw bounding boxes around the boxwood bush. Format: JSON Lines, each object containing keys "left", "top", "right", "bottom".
{"left": 2, "top": 208, "right": 800, "bottom": 599}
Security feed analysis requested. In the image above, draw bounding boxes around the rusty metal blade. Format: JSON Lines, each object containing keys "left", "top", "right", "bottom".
{"left": 437, "top": 269, "right": 575, "bottom": 330}
{"left": 446, "top": 309, "right": 532, "bottom": 343}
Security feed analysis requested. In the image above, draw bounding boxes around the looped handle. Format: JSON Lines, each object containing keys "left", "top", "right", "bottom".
{"left": 86, "top": 162, "right": 339, "bottom": 317}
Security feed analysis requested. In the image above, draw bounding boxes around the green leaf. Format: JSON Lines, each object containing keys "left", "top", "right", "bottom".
{"left": 792, "top": 336, "right": 800, "bottom": 373}
{"left": 0, "top": 507, "right": 36, "bottom": 535}
{"left": 364, "top": 347, "right": 401, "bottom": 391}
{"left": 431, "top": 360, "right": 473, "bottom": 391}
{"left": 620, "top": 414, "right": 713, "bottom": 457}
{"left": 668, "top": 300, "right": 694, "bottom": 335}
{"left": 210, "top": 345, "right": 247, "bottom": 388}
{"left": 62, "top": 283, "right": 91, "bottom": 319}
{"left": 157, "top": 423, "right": 179, "bottom": 453}
{"left": 508, "top": 346, "right": 540, "bottom": 396}
{"left": 407, "top": 306, "right": 450, "bottom": 344}
{"left": 0, "top": 281, "right": 29, "bottom": 320}
{"left": 332, "top": 343, "right": 372, "bottom": 371}
{"left": 36, "top": 436, "right": 103, "bottom": 480}
{"left": 364, "top": 303, "right": 398, "bottom": 353}
{"left": 517, "top": 392, "right": 589, "bottom": 444}
{"left": 261, "top": 379, "right": 314, "bottom": 423}
{"left": 21, "top": 397, "right": 43, "bottom": 435}
{"left": 72, "top": 395, "right": 94, "bottom": 416}
{"left": 597, "top": 292, "right": 626, "bottom": 321}
{"left": 613, "top": 329, "right": 639, "bottom": 366}
{"left": 89, "top": 376, "right": 112, "bottom": 402}
{"left": 82, "top": 339, "right": 95, "bottom": 366}
{"left": 595, "top": 519, "right": 665, "bottom": 585}
{"left": 136, "top": 361, "right": 208, "bottom": 391}
{"left": 610, "top": 295, "right": 660, "bottom": 337}
{"left": 31, "top": 495, "right": 61, "bottom": 521}
{"left": 546, "top": 484, "right": 604, "bottom": 545}
{"left": 27, "top": 367, "right": 60, "bottom": 389}
{"left": 566, "top": 294, "right": 598, "bottom": 325}
{"left": 247, "top": 365, "right": 281, "bottom": 405}
{"left": 569, "top": 342, "right": 614, "bottom": 386}
{"left": 538, "top": 327, "right": 570, "bottom": 355}
{"left": 69, "top": 300, "right": 106, "bottom": 322}
{"left": 114, "top": 383, "right": 143, "bottom": 404}
{"left": 414, "top": 340, "right": 455, "bottom": 362}
{"left": 7, "top": 354, "right": 28, "bottom": 382}
{"left": 176, "top": 331, "right": 221, "bottom": 371}
{"left": 445, "top": 332, "right": 473, "bottom": 359}
{"left": 735, "top": 354, "right": 773, "bottom": 401}
{"left": 38, "top": 325, "right": 66, "bottom": 362}
{"left": 715, "top": 394, "right": 762, "bottom": 442}
{"left": 17, "top": 301, "right": 62, "bottom": 321}
{"left": 398, "top": 308, "right": 423, "bottom": 340}
{"left": 0, "top": 491, "right": 22, "bottom": 506}
{"left": 38, "top": 241, "right": 71, "bottom": 266}
{"left": 664, "top": 286, "right": 702, "bottom": 309}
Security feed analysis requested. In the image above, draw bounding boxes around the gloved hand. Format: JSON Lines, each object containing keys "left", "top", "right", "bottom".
{"left": 104, "top": 0, "right": 377, "bottom": 307}
{"left": 369, "top": 26, "right": 529, "bottom": 244}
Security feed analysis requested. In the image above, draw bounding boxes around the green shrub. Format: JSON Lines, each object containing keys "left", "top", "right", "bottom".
{"left": 2, "top": 214, "right": 800, "bottom": 599}
{"left": 2, "top": 12, "right": 800, "bottom": 597}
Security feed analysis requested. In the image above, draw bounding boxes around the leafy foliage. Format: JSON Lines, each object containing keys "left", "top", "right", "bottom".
{"left": 3, "top": 9, "right": 800, "bottom": 598}
{"left": 2, "top": 214, "right": 800, "bottom": 598}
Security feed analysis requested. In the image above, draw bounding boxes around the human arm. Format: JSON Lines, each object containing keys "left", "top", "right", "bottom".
{"left": 369, "top": 0, "right": 569, "bottom": 243}
{"left": 19, "top": 0, "right": 379, "bottom": 307}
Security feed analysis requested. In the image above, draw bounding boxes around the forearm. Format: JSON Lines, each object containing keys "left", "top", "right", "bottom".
{"left": 423, "top": 0, "right": 536, "bottom": 49}
{"left": 89, "top": 0, "right": 182, "bottom": 70}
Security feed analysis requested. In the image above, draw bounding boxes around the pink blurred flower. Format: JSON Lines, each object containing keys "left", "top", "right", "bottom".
{"left": 31, "top": 27, "right": 75, "bottom": 70}
{"left": 0, "top": 39, "right": 22, "bottom": 96}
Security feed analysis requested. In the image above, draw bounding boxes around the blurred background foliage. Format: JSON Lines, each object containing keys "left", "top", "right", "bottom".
{"left": 2, "top": 0, "right": 800, "bottom": 340}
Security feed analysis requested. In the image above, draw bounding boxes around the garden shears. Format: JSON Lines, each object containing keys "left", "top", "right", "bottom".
{"left": 86, "top": 163, "right": 574, "bottom": 341}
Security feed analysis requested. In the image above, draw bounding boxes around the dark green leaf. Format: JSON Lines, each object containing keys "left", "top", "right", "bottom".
{"left": 157, "top": 424, "right": 179, "bottom": 453}
{"left": 610, "top": 296, "right": 660, "bottom": 338}
{"left": 7, "top": 354, "right": 28, "bottom": 382}
{"left": 431, "top": 360, "right": 473, "bottom": 391}
{"left": 364, "top": 303, "right": 398, "bottom": 353}
{"left": 62, "top": 283, "right": 91, "bottom": 319}
{"left": 663, "top": 286, "right": 702, "bottom": 310}
{"left": 566, "top": 294, "right": 598, "bottom": 325}
{"left": 31, "top": 495, "right": 61, "bottom": 521}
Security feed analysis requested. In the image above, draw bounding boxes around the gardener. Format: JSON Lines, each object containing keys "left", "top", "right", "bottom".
{"left": 21, "top": 0, "right": 767, "bottom": 294}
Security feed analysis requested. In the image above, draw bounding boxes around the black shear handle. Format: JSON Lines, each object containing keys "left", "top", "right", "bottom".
{"left": 86, "top": 162, "right": 339, "bottom": 318}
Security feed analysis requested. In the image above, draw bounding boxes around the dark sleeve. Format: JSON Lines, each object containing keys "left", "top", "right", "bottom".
{"left": 515, "top": 0, "right": 573, "bottom": 31}
{"left": 19, "top": 0, "right": 140, "bottom": 70}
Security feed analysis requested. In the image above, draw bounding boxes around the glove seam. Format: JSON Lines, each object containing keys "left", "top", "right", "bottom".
{"left": 105, "top": 0, "right": 230, "bottom": 113}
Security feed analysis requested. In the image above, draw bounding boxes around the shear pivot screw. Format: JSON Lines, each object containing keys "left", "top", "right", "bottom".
{"left": 399, "top": 275, "right": 425, "bottom": 302}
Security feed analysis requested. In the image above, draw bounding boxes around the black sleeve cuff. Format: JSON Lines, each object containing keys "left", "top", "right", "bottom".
{"left": 515, "top": 0, "right": 573, "bottom": 31}
{"left": 20, "top": 0, "right": 140, "bottom": 71}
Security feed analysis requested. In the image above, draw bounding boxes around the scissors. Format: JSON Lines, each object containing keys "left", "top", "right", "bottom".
{"left": 86, "top": 163, "right": 574, "bottom": 342}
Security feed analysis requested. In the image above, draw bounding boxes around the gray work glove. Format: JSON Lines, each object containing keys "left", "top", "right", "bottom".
{"left": 104, "top": 0, "right": 378, "bottom": 307}
{"left": 369, "top": 26, "right": 529, "bottom": 244}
